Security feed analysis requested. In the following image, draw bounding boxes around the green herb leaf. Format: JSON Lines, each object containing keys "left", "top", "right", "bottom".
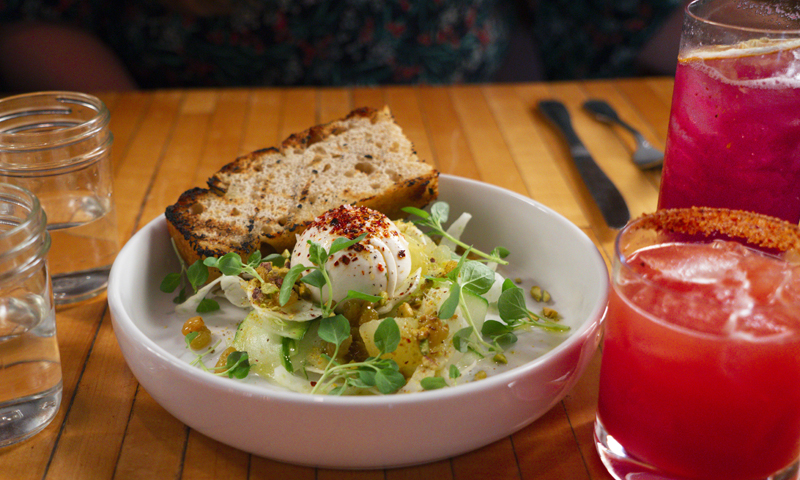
{"left": 196, "top": 298, "right": 220, "bottom": 313}
{"left": 481, "top": 319, "right": 512, "bottom": 337}
{"left": 430, "top": 201, "right": 449, "bottom": 225}
{"left": 300, "top": 269, "right": 326, "bottom": 289}
{"left": 329, "top": 233, "right": 367, "bottom": 256}
{"left": 308, "top": 241, "right": 329, "bottom": 267}
{"left": 358, "top": 368, "right": 377, "bottom": 387}
{"left": 374, "top": 318, "right": 401, "bottom": 355}
{"left": 453, "top": 327, "right": 474, "bottom": 353}
{"left": 280, "top": 264, "right": 307, "bottom": 305}
{"left": 501, "top": 278, "right": 517, "bottom": 291}
{"left": 340, "top": 290, "right": 383, "bottom": 304}
{"left": 491, "top": 246, "right": 510, "bottom": 260}
{"left": 217, "top": 252, "right": 244, "bottom": 276}
{"left": 494, "top": 332, "right": 518, "bottom": 349}
{"left": 263, "top": 253, "right": 286, "bottom": 268}
{"left": 460, "top": 260, "right": 495, "bottom": 295}
{"left": 184, "top": 331, "right": 199, "bottom": 348}
{"left": 449, "top": 364, "right": 461, "bottom": 380}
{"left": 375, "top": 367, "right": 405, "bottom": 394}
{"left": 186, "top": 260, "right": 209, "bottom": 291}
{"left": 421, "top": 376, "right": 447, "bottom": 390}
{"left": 225, "top": 351, "right": 251, "bottom": 379}
{"left": 497, "top": 287, "right": 530, "bottom": 323}
{"left": 173, "top": 287, "right": 187, "bottom": 304}
{"left": 247, "top": 251, "right": 263, "bottom": 268}
{"left": 160, "top": 272, "right": 182, "bottom": 293}
{"left": 318, "top": 315, "right": 351, "bottom": 346}
{"left": 400, "top": 206, "right": 430, "bottom": 219}
{"left": 439, "top": 284, "right": 460, "bottom": 319}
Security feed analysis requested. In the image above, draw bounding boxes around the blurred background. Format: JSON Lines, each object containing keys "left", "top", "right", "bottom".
{"left": 0, "top": 0, "right": 686, "bottom": 92}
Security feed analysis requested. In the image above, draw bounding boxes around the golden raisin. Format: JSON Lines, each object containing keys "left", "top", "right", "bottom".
{"left": 215, "top": 346, "right": 236, "bottom": 371}
{"left": 189, "top": 329, "right": 212, "bottom": 350}
{"left": 358, "top": 304, "right": 379, "bottom": 325}
{"left": 181, "top": 316, "right": 206, "bottom": 335}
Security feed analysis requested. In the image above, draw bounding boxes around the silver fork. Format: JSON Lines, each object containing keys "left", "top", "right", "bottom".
{"left": 583, "top": 99, "right": 664, "bottom": 170}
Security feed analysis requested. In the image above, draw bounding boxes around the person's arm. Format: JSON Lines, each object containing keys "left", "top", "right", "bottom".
{"left": 0, "top": 21, "right": 137, "bottom": 92}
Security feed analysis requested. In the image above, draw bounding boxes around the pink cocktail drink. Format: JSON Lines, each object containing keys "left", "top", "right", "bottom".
{"left": 596, "top": 208, "right": 800, "bottom": 480}
{"left": 658, "top": 41, "right": 800, "bottom": 223}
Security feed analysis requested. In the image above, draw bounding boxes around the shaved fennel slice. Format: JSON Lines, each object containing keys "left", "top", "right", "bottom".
{"left": 439, "top": 212, "right": 472, "bottom": 250}
{"left": 175, "top": 276, "right": 224, "bottom": 316}
{"left": 221, "top": 276, "right": 250, "bottom": 307}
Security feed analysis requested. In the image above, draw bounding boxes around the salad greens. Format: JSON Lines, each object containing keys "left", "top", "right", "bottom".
{"left": 402, "top": 202, "right": 509, "bottom": 265}
{"left": 162, "top": 201, "right": 570, "bottom": 395}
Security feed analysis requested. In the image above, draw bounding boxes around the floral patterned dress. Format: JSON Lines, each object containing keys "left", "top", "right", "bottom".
{"left": 0, "top": 0, "right": 681, "bottom": 87}
{"left": 1, "top": 0, "right": 513, "bottom": 87}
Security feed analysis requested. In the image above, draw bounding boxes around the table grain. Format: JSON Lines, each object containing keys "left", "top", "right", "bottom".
{"left": 0, "top": 79, "right": 671, "bottom": 480}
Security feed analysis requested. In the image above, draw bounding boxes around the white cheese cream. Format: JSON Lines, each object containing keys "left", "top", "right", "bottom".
{"left": 290, "top": 205, "right": 412, "bottom": 304}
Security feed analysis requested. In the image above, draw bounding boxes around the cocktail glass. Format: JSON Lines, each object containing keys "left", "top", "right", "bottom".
{"left": 595, "top": 207, "right": 800, "bottom": 480}
{"left": 658, "top": 0, "right": 800, "bottom": 223}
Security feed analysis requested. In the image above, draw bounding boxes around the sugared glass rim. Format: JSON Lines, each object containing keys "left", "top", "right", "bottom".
{"left": 687, "top": 0, "right": 800, "bottom": 35}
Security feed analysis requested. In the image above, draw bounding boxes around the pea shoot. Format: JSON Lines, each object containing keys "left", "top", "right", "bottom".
{"left": 436, "top": 250, "right": 498, "bottom": 354}
{"left": 311, "top": 316, "right": 406, "bottom": 395}
{"left": 280, "top": 233, "right": 382, "bottom": 317}
{"left": 402, "top": 202, "right": 509, "bottom": 265}
{"left": 481, "top": 279, "right": 570, "bottom": 348}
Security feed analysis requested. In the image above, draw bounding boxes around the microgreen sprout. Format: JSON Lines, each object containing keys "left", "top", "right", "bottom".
{"left": 185, "top": 338, "right": 251, "bottom": 379}
{"left": 161, "top": 244, "right": 280, "bottom": 313}
{"left": 203, "top": 251, "right": 267, "bottom": 284}
{"left": 311, "top": 316, "right": 406, "bottom": 395}
{"left": 420, "top": 364, "right": 461, "bottom": 391}
{"left": 280, "top": 233, "right": 374, "bottom": 317}
{"left": 402, "top": 202, "right": 509, "bottom": 265}
{"left": 481, "top": 279, "right": 570, "bottom": 346}
{"left": 160, "top": 239, "right": 211, "bottom": 306}
{"left": 438, "top": 250, "right": 498, "bottom": 354}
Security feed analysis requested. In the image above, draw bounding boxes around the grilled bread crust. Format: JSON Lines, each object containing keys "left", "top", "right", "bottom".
{"left": 165, "top": 106, "right": 439, "bottom": 268}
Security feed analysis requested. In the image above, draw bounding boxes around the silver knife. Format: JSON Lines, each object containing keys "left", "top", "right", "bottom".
{"left": 538, "top": 100, "right": 631, "bottom": 229}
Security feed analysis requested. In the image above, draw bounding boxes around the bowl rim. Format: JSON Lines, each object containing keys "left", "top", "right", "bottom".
{"left": 108, "top": 174, "right": 609, "bottom": 407}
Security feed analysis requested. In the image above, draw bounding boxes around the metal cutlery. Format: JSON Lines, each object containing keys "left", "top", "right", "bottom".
{"left": 538, "top": 100, "right": 631, "bottom": 229}
{"left": 583, "top": 99, "right": 664, "bottom": 170}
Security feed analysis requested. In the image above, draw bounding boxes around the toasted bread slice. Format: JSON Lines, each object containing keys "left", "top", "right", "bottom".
{"left": 165, "top": 106, "right": 439, "bottom": 268}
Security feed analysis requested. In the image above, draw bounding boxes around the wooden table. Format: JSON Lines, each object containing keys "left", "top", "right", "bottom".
{"left": 1, "top": 79, "right": 671, "bottom": 480}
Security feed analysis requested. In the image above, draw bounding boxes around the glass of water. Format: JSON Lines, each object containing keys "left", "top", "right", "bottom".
{"left": 0, "top": 182, "right": 61, "bottom": 446}
{"left": 0, "top": 92, "right": 119, "bottom": 305}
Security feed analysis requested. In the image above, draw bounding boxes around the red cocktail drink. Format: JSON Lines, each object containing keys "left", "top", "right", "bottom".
{"left": 595, "top": 208, "right": 800, "bottom": 480}
{"left": 659, "top": 41, "right": 800, "bottom": 223}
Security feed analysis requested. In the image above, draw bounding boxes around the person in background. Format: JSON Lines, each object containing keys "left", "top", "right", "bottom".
{"left": 0, "top": 0, "right": 517, "bottom": 90}
{"left": 0, "top": 0, "right": 684, "bottom": 92}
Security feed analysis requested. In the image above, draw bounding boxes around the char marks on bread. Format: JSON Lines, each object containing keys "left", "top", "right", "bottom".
{"left": 165, "top": 106, "right": 439, "bottom": 268}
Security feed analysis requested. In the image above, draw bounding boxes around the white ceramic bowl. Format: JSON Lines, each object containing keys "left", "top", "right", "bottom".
{"left": 108, "top": 174, "right": 608, "bottom": 469}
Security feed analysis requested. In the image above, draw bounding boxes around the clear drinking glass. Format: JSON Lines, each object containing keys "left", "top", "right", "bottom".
{"left": 0, "top": 92, "right": 119, "bottom": 305}
{"left": 658, "top": 0, "right": 800, "bottom": 223}
{"left": 595, "top": 207, "right": 800, "bottom": 480}
{"left": 0, "top": 182, "right": 61, "bottom": 447}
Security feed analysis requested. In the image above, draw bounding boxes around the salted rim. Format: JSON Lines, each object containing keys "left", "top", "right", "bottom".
{"left": 627, "top": 207, "right": 800, "bottom": 254}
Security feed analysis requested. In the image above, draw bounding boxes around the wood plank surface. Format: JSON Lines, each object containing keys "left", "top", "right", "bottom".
{"left": 0, "top": 79, "right": 674, "bottom": 480}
